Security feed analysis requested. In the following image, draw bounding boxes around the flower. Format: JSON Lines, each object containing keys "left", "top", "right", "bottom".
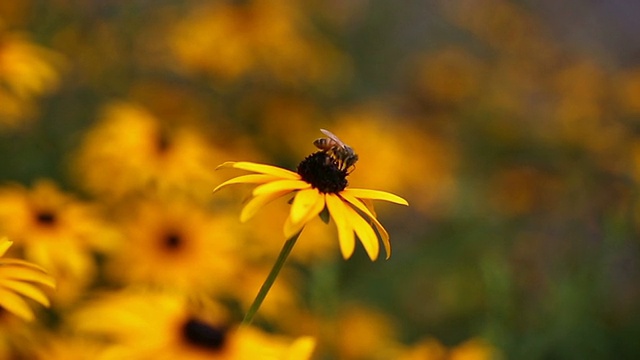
{"left": 0, "top": 180, "right": 115, "bottom": 305}
{"left": 72, "top": 290, "right": 315, "bottom": 360}
{"left": 167, "top": 0, "right": 347, "bottom": 86}
{"left": 214, "top": 151, "right": 408, "bottom": 260}
{"left": 0, "top": 237, "right": 55, "bottom": 321}
{"left": 0, "top": 29, "right": 65, "bottom": 128}
{"left": 71, "top": 102, "right": 237, "bottom": 201}
{"left": 106, "top": 197, "right": 242, "bottom": 293}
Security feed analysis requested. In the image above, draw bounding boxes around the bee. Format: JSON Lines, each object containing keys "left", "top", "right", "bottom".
{"left": 313, "top": 128, "right": 359, "bottom": 172}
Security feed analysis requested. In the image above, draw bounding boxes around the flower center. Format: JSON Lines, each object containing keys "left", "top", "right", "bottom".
{"left": 181, "top": 318, "right": 226, "bottom": 351}
{"left": 297, "top": 151, "right": 348, "bottom": 193}
{"left": 35, "top": 210, "right": 57, "bottom": 227}
{"left": 163, "top": 231, "right": 183, "bottom": 251}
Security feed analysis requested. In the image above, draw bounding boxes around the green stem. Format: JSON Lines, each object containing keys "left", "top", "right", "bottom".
{"left": 242, "top": 230, "right": 302, "bottom": 326}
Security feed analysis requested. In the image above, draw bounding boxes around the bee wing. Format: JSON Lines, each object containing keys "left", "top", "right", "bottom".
{"left": 319, "top": 129, "right": 346, "bottom": 148}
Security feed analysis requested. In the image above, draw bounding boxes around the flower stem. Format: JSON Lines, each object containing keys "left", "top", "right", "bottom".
{"left": 242, "top": 230, "right": 302, "bottom": 326}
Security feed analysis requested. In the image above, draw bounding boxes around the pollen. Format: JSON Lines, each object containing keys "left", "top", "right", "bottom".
{"left": 297, "top": 151, "right": 348, "bottom": 194}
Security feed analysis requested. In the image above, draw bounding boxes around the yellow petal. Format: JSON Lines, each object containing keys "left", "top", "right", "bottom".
{"left": 286, "top": 336, "right": 317, "bottom": 360}
{"left": 326, "top": 194, "right": 355, "bottom": 259}
{"left": 289, "top": 188, "right": 323, "bottom": 225}
{"left": 213, "top": 174, "right": 279, "bottom": 193}
{"left": 0, "top": 238, "right": 12, "bottom": 257}
{"left": 340, "top": 193, "right": 391, "bottom": 259}
{"left": 1, "top": 279, "right": 50, "bottom": 307}
{"left": 361, "top": 198, "right": 377, "bottom": 217}
{"left": 240, "top": 191, "right": 291, "bottom": 222}
{"left": 253, "top": 179, "right": 310, "bottom": 197}
{"left": 0, "top": 288, "right": 35, "bottom": 321}
{"left": 342, "top": 188, "right": 408, "bottom": 206}
{"left": 284, "top": 190, "right": 325, "bottom": 238}
{"left": 0, "top": 264, "right": 57, "bottom": 288}
{"left": 344, "top": 204, "right": 380, "bottom": 261}
{"left": 217, "top": 162, "right": 300, "bottom": 179}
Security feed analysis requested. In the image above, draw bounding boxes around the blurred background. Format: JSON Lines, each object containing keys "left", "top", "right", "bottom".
{"left": 1, "top": 0, "right": 639, "bottom": 358}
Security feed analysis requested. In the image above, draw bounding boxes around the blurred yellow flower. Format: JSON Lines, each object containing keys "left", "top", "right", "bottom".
{"left": 73, "top": 290, "right": 315, "bottom": 360}
{"left": 72, "top": 102, "right": 229, "bottom": 201}
{"left": 335, "top": 304, "right": 399, "bottom": 360}
{"left": 414, "top": 47, "right": 483, "bottom": 106}
{"left": 0, "top": 29, "right": 64, "bottom": 127}
{"left": 397, "top": 337, "right": 499, "bottom": 360}
{"left": 106, "top": 197, "right": 241, "bottom": 293}
{"left": 215, "top": 156, "right": 408, "bottom": 261}
{"left": 327, "top": 111, "right": 456, "bottom": 215}
{"left": 0, "top": 237, "right": 55, "bottom": 321}
{"left": 0, "top": 180, "right": 114, "bottom": 305}
{"left": 168, "top": 0, "right": 347, "bottom": 86}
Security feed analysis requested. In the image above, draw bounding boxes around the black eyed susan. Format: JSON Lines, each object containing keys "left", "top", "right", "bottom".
{"left": 0, "top": 237, "right": 55, "bottom": 321}
{"left": 72, "top": 290, "right": 315, "bottom": 360}
{"left": 106, "top": 197, "right": 241, "bottom": 294}
{"left": 214, "top": 154, "right": 408, "bottom": 261}
{"left": 214, "top": 130, "right": 407, "bottom": 324}
{"left": 0, "top": 180, "right": 114, "bottom": 305}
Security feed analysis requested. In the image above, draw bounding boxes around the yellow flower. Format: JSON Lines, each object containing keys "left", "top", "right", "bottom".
{"left": 0, "top": 237, "right": 55, "bottom": 321}
{"left": 106, "top": 197, "right": 241, "bottom": 293}
{"left": 72, "top": 290, "right": 315, "bottom": 360}
{"left": 71, "top": 102, "right": 235, "bottom": 201}
{"left": 0, "top": 29, "right": 64, "bottom": 127}
{"left": 214, "top": 152, "right": 408, "bottom": 260}
{"left": 167, "top": 0, "right": 347, "bottom": 86}
{"left": 0, "top": 180, "right": 114, "bottom": 305}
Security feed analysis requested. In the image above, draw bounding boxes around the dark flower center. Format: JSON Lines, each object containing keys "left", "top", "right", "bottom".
{"left": 163, "top": 231, "right": 183, "bottom": 251}
{"left": 182, "top": 318, "right": 226, "bottom": 351}
{"left": 297, "top": 151, "right": 348, "bottom": 193}
{"left": 35, "top": 210, "right": 57, "bottom": 226}
{"left": 156, "top": 130, "right": 172, "bottom": 154}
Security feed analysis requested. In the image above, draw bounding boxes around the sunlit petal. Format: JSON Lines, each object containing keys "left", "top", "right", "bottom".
{"left": 217, "top": 161, "right": 300, "bottom": 179}
{"left": 240, "top": 191, "right": 292, "bottom": 222}
{"left": 342, "top": 188, "right": 409, "bottom": 206}
{"left": 344, "top": 205, "right": 380, "bottom": 261}
{"left": 341, "top": 193, "right": 391, "bottom": 259}
{"left": 253, "top": 179, "right": 310, "bottom": 197}
{"left": 326, "top": 194, "right": 355, "bottom": 259}
{"left": 0, "top": 239, "right": 12, "bottom": 257}
{"left": 213, "top": 174, "right": 280, "bottom": 193}
{"left": 284, "top": 189, "right": 325, "bottom": 238}
{"left": 286, "top": 336, "right": 317, "bottom": 360}
{"left": 0, "top": 265, "right": 56, "bottom": 288}
{"left": 289, "top": 188, "right": 322, "bottom": 225}
{"left": 0, "top": 288, "right": 35, "bottom": 321}
{"left": 1, "top": 279, "right": 50, "bottom": 307}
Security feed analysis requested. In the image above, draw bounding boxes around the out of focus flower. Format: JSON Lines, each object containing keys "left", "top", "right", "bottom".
{"left": 0, "top": 180, "right": 114, "bottom": 305}
{"left": 34, "top": 336, "right": 104, "bottom": 360}
{"left": 616, "top": 66, "right": 640, "bottom": 115}
{"left": 215, "top": 156, "right": 408, "bottom": 260}
{"left": 72, "top": 102, "right": 230, "bottom": 201}
{"left": 335, "top": 304, "right": 399, "bottom": 360}
{"left": 0, "top": 237, "right": 55, "bottom": 321}
{"left": 414, "top": 47, "right": 483, "bottom": 106}
{"left": 73, "top": 290, "right": 315, "bottom": 360}
{"left": 106, "top": 197, "right": 241, "bottom": 293}
{"left": 397, "top": 337, "right": 499, "bottom": 360}
{"left": 0, "top": 28, "right": 64, "bottom": 127}
{"left": 327, "top": 110, "right": 456, "bottom": 215}
{"left": 168, "top": 0, "right": 348, "bottom": 86}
